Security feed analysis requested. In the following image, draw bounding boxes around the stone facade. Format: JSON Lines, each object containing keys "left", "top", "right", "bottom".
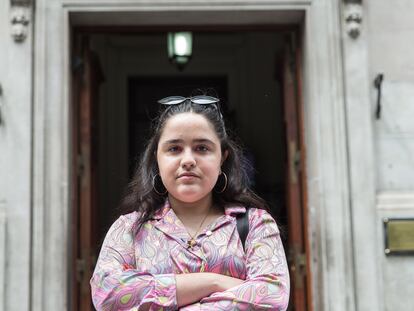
{"left": 0, "top": 0, "right": 413, "bottom": 310}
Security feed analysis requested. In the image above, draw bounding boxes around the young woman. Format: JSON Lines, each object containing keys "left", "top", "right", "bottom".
{"left": 90, "top": 95, "right": 290, "bottom": 310}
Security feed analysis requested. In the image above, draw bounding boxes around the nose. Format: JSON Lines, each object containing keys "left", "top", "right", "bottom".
{"left": 181, "top": 148, "right": 196, "bottom": 169}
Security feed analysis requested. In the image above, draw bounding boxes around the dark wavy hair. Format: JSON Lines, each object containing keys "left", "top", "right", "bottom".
{"left": 119, "top": 98, "right": 268, "bottom": 229}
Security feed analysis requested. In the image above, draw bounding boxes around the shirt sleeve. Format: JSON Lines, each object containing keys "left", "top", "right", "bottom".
{"left": 90, "top": 214, "right": 178, "bottom": 311}
{"left": 179, "top": 209, "right": 290, "bottom": 311}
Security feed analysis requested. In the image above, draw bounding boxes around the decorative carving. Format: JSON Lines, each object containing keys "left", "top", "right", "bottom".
{"left": 10, "top": 0, "right": 32, "bottom": 43}
{"left": 344, "top": 1, "right": 363, "bottom": 39}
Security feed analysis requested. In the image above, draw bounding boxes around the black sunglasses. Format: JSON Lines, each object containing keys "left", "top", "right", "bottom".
{"left": 157, "top": 95, "right": 223, "bottom": 119}
{"left": 158, "top": 95, "right": 220, "bottom": 106}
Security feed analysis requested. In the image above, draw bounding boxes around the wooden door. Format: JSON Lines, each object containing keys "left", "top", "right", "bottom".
{"left": 71, "top": 35, "right": 104, "bottom": 311}
{"left": 282, "top": 33, "right": 312, "bottom": 311}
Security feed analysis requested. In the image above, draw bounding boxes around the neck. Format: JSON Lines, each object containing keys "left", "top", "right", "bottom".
{"left": 168, "top": 194, "right": 213, "bottom": 219}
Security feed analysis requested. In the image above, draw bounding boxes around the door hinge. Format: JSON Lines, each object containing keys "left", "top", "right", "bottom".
{"left": 296, "top": 252, "right": 306, "bottom": 271}
{"left": 77, "top": 153, "right": 85, "bottom": 177}
{"left": 294, "top": 148, "right": 301, "bottom": 173}
{"left": 76, "top": 258, "right": 86, "bottom": 283}
{"left": 289, "top": 141, "right": 301, "bottom": 184}
{"left": 290, "top": 250, "right": 307, "bottom": 289}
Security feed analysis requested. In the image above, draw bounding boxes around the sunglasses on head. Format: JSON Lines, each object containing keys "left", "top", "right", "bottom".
{"left": 158, "top": 95, "right": 220, "bottom": 106}
{"left": 157, "top": 95, "right": 224, "bottom": 119}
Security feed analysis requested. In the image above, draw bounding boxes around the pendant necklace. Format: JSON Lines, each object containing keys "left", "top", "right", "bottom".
{"left": 186, "top": 206, "right": 211, "bottom": 250}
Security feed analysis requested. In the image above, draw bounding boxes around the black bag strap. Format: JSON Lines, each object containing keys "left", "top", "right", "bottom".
{"left": 236, "top": 209, "right": 249, "bottom": 252}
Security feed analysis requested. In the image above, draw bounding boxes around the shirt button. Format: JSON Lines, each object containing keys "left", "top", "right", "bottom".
{"left": 206, "top": 230, "right": 212, "bottom": 236}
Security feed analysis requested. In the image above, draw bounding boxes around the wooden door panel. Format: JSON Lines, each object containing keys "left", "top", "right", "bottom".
{"left": 295, "top": 34, "right": 313, "bottom": 309}
{"left": 72, "top": 35, "right": 103, "bottom": 311}
{"left": 283, "top": 33, "right": 310, "bottom": 310}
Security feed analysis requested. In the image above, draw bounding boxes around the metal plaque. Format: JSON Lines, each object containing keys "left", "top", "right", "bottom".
{"left": 383, "top": 218, "right": 414, "bottom": 255}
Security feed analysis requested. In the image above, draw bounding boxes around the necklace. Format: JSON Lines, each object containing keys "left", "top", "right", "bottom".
{"left": 186, "top": 207, "right": 211, "bottom": 250}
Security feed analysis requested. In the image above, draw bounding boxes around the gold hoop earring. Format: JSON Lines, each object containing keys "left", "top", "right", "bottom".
{"left": 153, "top": 174, "right": 167, "bottom": 195}
{"left": 215, "top": 172, "right": 228, "bottom": 194}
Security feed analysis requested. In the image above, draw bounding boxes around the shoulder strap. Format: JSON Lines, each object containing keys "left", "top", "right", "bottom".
{"left": 236, "top": 209, "right": 249, "bottom": 252}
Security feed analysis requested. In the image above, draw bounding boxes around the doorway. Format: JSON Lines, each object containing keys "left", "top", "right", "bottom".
{"left": 71, "top": 29, "right": 310, "bottom": 310}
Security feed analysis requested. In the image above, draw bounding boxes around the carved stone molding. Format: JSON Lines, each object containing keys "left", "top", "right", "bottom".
{"left": 10, "top": 0, "right": 32, "bottom": 42}
{"left": 343, "top": 0, "right": 363, "bottom": 39}
{"left": 10, "top": 0, "right": 32, "bottom": 5}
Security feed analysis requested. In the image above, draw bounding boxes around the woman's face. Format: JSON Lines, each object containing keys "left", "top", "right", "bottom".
{"left": 156, "top": 112, "right": 227, "bottom": 204}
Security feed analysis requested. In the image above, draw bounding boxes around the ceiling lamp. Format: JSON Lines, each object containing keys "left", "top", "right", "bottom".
{"left": 167, "top": 32, "right": 193, "bottom": 70}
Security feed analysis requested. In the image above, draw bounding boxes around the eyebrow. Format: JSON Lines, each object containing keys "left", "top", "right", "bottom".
{"left": 162, "top": 138, "right": 215, "bottom": 145}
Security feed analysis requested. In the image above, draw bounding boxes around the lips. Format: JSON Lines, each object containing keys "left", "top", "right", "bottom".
{"left": 177, "top": 172, "right": 199, "bottom": 179}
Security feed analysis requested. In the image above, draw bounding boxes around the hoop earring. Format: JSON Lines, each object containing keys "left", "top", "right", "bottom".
{"left": 215, "top": 172, "right": 228, "bottom": 194}
{"left": 152, "top": 174, "right": 167, "bottom": 195}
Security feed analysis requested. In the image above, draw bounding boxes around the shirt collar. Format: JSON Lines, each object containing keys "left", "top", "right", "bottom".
{"left": 152, "top": 199, "right": 172, "bottom": 220}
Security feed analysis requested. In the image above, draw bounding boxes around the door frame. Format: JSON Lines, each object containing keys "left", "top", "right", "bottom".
{"left": 72, "top": 27, "right": 308, "bottom": 311}
{"left": 30, "top": 1, "right": 380, "bottom": 311}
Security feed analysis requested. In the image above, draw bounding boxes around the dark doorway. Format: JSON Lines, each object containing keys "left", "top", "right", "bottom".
{"left": 71, "top": 29, "right": 310, "bottom": 311}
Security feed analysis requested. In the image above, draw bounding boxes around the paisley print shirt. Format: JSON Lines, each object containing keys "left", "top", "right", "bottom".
{"left": 90, "top": 200, "right": 290, "bottom": 310}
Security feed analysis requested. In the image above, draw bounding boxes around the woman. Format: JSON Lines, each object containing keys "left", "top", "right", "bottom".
{"left": 90, "top": 95, "right": 290, "bottom": 310}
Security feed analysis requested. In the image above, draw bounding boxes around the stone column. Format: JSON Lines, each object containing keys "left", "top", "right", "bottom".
{"left": 0, "top": 0, "right": 33, "bottom": 310}
{"left": 341, "top": 0, "right": 382, "bottom": 310}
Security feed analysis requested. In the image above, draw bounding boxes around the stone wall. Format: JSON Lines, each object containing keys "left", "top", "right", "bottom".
{"left": 367, "top": 0, "right": 414, "bottom": 310}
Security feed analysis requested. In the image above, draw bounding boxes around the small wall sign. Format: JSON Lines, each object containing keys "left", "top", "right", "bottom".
{"left": 383, "top": 218, "right": 414, "bottom": 255}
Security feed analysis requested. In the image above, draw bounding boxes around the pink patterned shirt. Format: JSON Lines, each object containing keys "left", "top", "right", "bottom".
{"left": 90, "top": 200, "right": 290, "bottom": 310}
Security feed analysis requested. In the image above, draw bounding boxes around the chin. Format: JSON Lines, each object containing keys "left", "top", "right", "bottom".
{"left": 174, "top": 194, "right": 204, "bottom": 203}
{"left": 170, "top": 190, "right": 210, "bottom": 203}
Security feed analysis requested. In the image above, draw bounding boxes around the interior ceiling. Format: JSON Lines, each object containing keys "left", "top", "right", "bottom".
{"left": 70, "top": 10, "right": 304, "bottom": 26}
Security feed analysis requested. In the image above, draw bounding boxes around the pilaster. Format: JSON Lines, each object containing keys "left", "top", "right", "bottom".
{"left": 340, "top": 0, "right": 382, "bottom": 310}
{"left": 0, "top": 0, "right": 34, "bottom": 311}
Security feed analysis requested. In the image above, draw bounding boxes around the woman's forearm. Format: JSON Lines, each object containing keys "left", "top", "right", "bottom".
{"left": 175, "top": 273, "right": 244, "bottom": 307}
{"left": 175, "top": 273, "right": 216, "bottom": 307}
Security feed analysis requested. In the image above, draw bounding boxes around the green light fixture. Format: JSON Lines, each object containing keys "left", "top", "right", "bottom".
{"left": 167, "top": 32, "right": 193, "bottom": 70}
